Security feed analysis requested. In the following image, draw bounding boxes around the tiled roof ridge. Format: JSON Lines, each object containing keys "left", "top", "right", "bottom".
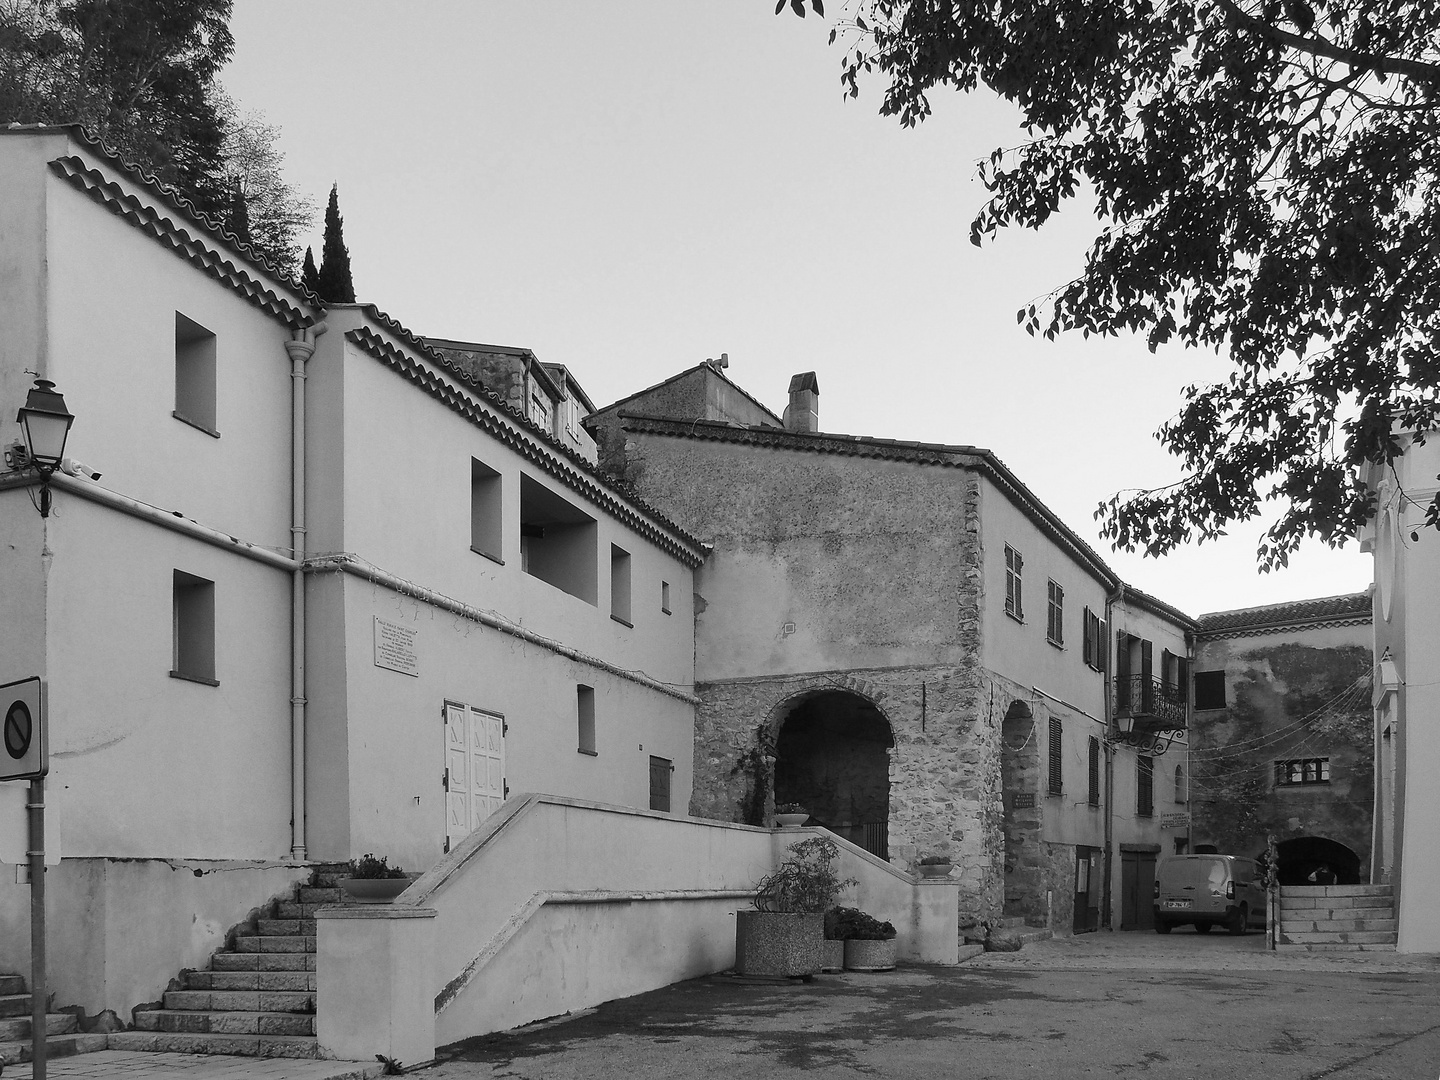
{"left": 1195, "top": 591, "right": 1372, "bottom": 634}
{"left": 618, "top": 414, "right": 1166, "bottom": 611}
{"left": 12, "top": 122, "right": 320, "bottom": 307}
{"left": 343, "top": 309, "right": 709, "bottom": 562}
{"left": 590, "top": 363, "right": 784, "bottom": 427}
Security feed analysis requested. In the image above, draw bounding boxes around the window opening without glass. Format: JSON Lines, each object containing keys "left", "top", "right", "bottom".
{"left": 174, "top": 312, "right": 218, "bottom": 435}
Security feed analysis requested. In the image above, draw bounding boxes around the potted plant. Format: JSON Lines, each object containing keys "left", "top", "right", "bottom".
{"left": 774, "top": 802, "right": 810, "bottom": 827}
{"left": 337, "top": 853, "right": 411, "bottom": 904}
{"left": 735, "top": 837, "right": 851, "bottom": 978}
{"left": 917, "top": 853, "right": 953, "bottom": 878}
{"left": 828, "top": 906, "right": 898, "bottom": 972}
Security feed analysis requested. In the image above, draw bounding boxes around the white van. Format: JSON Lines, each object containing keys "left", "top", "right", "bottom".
{"left": 1153, "top": 854, "right": 1267, "bottom": 935}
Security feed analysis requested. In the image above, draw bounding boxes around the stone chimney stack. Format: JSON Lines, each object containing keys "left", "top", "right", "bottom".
{"left": 783, "top": 372, "right": 819, "bottom": 433}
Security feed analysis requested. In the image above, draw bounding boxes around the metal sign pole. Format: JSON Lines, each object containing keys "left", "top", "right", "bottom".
{"left": 28, "top": 775, "right": 45, "bottom": 1080}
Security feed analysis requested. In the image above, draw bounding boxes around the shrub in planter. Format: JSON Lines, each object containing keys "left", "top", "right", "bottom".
{"left": 338, "top": 853, "right": 411, "bottom": 903}
{"left": 917, "top": 853, "right": 954, "bottom": 878}
{"left": 828, "top": 906, "right": 898, "bottom": 972}
{"left": 774, "top": 802, "right": 810, "bottom": 827}
{"left": 736, "top": 838, "right": 852, "bottom": 978}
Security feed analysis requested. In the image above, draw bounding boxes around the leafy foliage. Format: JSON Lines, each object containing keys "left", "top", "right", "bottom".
{"left": 796, "top": 0, "right": 1440, "bottom": 565}
{"left": 315, "top": 182, "right": 355, "bottom": 304}
{"left": 775, "top": 801, "right": 808, "bottom": 814}
{"left": 825, "top": 905, "right": 897, "bottom": 940}
{"left": 0, "top": 0, "right": 235, "bottom": 216}
{"left": 753, "top": 836, "right": 852, "bottom": 913}
{"left": 346, "top": 853, "right": 406, "bottom": 880}
{"left": 215, "top": 92, "right": 315, "bottom": 277}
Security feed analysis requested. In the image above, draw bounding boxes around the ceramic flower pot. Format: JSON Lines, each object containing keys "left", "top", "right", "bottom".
{"left": 918, "top": 862, "right": 953, "bottom": 878}
{"left": 775, "top": 813, "right": 809, "bottom": 827}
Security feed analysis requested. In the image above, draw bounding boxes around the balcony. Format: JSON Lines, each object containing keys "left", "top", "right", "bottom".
{"left": 1113, "top": 674, "right": 1187, "bottom": 733}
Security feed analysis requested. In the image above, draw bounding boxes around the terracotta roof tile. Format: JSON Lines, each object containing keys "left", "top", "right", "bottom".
{"left": 1196, "top": 592, "right": 1372, "bottom": 636}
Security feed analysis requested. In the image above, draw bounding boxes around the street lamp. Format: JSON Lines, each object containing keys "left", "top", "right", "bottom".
{"left": 15, "top": 379, "right": 74, "bottom": 518}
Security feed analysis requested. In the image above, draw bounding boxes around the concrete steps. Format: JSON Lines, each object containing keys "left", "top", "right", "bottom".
{"left": 115, "top": 864, "right": 347, "bottom": 1059}
{"left": 1277, "top": 884, "right": 1397, "bottom": 951}
{"left": 0, "top": 972, "right": 108, "bottom": 1065}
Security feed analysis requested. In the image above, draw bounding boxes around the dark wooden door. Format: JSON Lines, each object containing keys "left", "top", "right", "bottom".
{"left": 1121, "top": 850, "right": 1157, "bottom": 930}
{"left": 649, "top": 756, "right": 672, "bottom": 812}
{"left": 1073, "top": 846, "right": 1101, "bottom": 933}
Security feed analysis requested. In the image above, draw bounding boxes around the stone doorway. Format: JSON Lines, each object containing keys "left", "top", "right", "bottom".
{"left": 773, "top": 690, "right": 893, "bottom": 859}
{"left": 1273, "top": 836, "right": 1363, "bottom": 885}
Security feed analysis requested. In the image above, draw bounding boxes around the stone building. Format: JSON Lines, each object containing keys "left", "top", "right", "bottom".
{"left": 1190, "top": 593, "right": 1374, "bottom": 883}
{"left": 590, "top": 362, "right": 1192, "bottom": 930}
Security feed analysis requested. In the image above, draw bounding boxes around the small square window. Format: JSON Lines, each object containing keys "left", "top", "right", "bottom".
{"left": 577, "top": 685, "right": 596, "bottom": 755}
{"left": 470, "top": 458, "right": 503, "bottom": 562}
{"left": 174, "top": 312, "right": 218, "bottom": 436}
{"left": 661, "top": 580, "right": 671, "bottom": 615}
{"left": 1275, "top": 757, "right": 1330, "bottom": 785}
{"left": 610, "top": 545, "right": 632, "bottom": 626}
{"left": 172, "top": 570, "right": 216, "bottom": 684}
{"left": 1193, "top": 670, "right": 1227, "bottom": 710}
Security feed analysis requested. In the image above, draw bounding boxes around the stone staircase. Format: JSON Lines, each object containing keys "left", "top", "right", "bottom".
{"left": 1276, "top": 884, "right": 1397, "bottom": 952}
{"left": 0, "top": 973, "right": 108, "bottom": 1066}
{"left": 108, "top": 870, "right": 345, "bottom": 1058}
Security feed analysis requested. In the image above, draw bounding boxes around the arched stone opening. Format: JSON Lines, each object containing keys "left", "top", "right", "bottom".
{"left": 772, "top": 690, "right": 893, "bottom": 859}
{"left": 1271, "top": 836, "right": 1363, "bottom": 886}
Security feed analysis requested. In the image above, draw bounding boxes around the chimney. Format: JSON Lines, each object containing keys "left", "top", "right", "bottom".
{"left": 783, "top": 372, "right": 819, "bottom": 433}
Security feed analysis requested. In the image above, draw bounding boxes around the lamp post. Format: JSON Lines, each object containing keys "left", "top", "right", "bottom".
{"left": 12, "top": 377, "right": 71, "bottom": 1080}
{"left": 16, "top": 378, "right": 74, "bottom": 518}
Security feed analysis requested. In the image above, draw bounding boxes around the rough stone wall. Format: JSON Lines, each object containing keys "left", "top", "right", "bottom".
{"left": 1001, "top": 710, "right": 1044, "bottom": 920}
{"left": 694, "top": 667, "right": 1005, "bottom": 920}
{"left": 1190, "top": 639, "right": 1373, "bottom": 867}
{"left": 429, "top": 345, "right": 527, "bottom": 413}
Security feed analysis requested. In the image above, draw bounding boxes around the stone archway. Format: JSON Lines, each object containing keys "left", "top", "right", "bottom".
{"left": 1272, "top": 836, "right": 1363, "bottom": 885}
{"left": 771, "top": 690, "right": 893, "bottom": 859}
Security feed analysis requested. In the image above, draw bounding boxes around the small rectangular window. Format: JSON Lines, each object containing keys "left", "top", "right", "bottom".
{"left": 1005, "top": 545, "right": 1024, "bottom": 621}
{"left": 577, "top": 685, "right": 596, "bottom": 755}
{"left": 1088, "top": 736, "right": 1101, "bottom": 807}
{"left": 649, "top": 756, "right": 673, "bottom": 812}
{"left": 1275, "top": 757, "right": 1330, "bottom": 786}
{"left": 470, "top": 458, "right": 503, "bottom": 562}
{"left": 1193, "top": 670, "right": 1227, "bottom": 710}
{"left": 172, "top": 570, "right": 216, "bottom": 684}
{"left": 661, "top": 580, "right": 671, "bottom": 615}
{"left": 1048, "top": 716, "right": 1063, "bottom": 795}
{"left": 174, "top": 312, "right": 218, "bottom": 435}
{"left": 1047, "top": 580, "right": 1064, "bottom": 646}
{"left": 1137, "top": 756, "right": 1155, "bottom": 817}
{"left": 610, "top": 544, "right": 632, "bottom": 625}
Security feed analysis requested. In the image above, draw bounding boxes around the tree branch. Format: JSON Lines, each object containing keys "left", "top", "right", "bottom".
{"left": 1214, "top": 0, "right": 1440, "bottom": 84}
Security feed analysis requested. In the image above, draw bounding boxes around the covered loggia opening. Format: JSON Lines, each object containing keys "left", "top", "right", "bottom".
{"left": 1271, "top": 836, "right": 1363, "bottom": 886}
{"left": 772, "top": 690, "right": 893, "bottom": 859}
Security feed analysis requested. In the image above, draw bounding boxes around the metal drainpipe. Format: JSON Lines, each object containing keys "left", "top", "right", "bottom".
{"left": 1101, "top": 583, "right": 1123, "bottom": 930}
{"left": 284, "top": 320, "right": 326, "bottom": 861}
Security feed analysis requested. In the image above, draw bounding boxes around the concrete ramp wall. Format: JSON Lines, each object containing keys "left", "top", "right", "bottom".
{"left": 316, "top": 796, "right": 959, "bottom": 1065}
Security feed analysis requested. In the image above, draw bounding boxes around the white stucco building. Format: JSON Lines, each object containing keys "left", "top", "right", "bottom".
{"left": 0, "top": 125, "right": 706, "bottom": 1018}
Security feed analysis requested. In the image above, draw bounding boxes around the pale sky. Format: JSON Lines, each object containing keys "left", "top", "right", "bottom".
{"left": 221, "top": 1, "right": 1373, "bottom": 620}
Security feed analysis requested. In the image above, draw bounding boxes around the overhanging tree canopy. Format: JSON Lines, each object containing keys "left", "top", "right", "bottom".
{"left": 795, "top": 0, "right": 1440, "bottom": 567}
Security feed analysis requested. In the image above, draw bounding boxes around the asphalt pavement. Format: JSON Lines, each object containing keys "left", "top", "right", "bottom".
{"left": 426, "top": 929, "right": 1440, "bottom": 1080}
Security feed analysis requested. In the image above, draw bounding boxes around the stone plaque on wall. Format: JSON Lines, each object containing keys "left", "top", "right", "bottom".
{"left": 1012, "top": 793, "right": 1036, "bottom": 809}
{"left": 373, "top": 616, "right": 419, "bottom": 677}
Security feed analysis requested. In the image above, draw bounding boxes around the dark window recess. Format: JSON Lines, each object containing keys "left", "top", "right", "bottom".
{"left": 1047, "top": 580, "right": 1064, "bottom": 645}
{"left": 1137, "top": 756, "right": 1155, "bottom": 817}
{"left": 1048, "top": 716, "right": 1063, "bottom": 795}
{"left": 610, "top": 544, "right": 632, "bottom": 624}
{"left": 1193, "top": 670, "right": 1227, "bottom": 710}
{"left": 577, "top": 685, "right": 596, "bottom": 755}
{"left": 1088, "top": 736, "right": 1101, "bottom": 807}
{"left": 518, "top": 473, "right": 597, "bottom": 604}
{"left": 172, "top": 569, "right": 216, "bottom": 683}
{"left": 649, "top": 756, "right": 673, "bottom": 812}
{"left": 1275, "top": 758, "right": 1330, "bottom": 786}
{"left": 175, "top": 312, "right": 218, "bottom": 434}
{"left": 470, "top": 458, "right": 503, "bottom": 561}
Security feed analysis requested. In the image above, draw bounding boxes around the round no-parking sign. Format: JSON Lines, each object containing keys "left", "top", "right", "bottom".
{"left": 0, "top": 677, "right": 46, "bottom": 781}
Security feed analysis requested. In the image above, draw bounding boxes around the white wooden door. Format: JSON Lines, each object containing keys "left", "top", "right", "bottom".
{"left": 445, "top": 703, "right": 506, "bottom": 852}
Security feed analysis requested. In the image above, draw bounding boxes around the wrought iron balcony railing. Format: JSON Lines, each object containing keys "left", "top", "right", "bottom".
{"left": 1113, "top": 674, "right": 1187, "bottom": 731}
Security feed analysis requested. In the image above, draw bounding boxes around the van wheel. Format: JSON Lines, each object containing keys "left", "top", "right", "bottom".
{"left": 1154, "top": 921, "right": 1172, "bottom": 935}
{"left": 1228, "top": 905, "right": 1248, "bottom": 936}
{"left": 1195, "top": 922, "right": 1213, "bottom": 934}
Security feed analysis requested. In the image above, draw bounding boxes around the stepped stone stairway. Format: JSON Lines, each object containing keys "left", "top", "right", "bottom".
{"left": 108, "top": 869, "right": 347, "bottom": 1058}
{"left": 1276, "top": 883, "right": 1397, "bottom": 952}
{"left": 0, "top": 973, "right": 108, "bottom": 1066}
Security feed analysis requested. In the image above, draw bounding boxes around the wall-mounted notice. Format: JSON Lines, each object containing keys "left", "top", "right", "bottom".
{"left": 374, "top": 616, "right": 420, "bottom": 677}
{"left": 1011, "top": 793, "right": 1036, "bottom": 809}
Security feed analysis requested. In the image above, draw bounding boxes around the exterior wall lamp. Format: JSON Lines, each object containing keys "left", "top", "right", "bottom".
{"left": 16, "top": 379, "right": 74, "bottom": 518}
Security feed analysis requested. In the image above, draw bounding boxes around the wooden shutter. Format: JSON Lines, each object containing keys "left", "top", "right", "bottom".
{"left": 1048, "top": 716, "right": 1063, "bottom": 795}
{"left": 1082, "top": 608, "right": 1095, "bottom": 667}
{"left": 1088, "top": 736, "right": 1101, "bottom": 807}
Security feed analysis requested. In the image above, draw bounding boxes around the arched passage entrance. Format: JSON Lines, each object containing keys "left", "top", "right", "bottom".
{"left": 772, "top": 690, "right": 893, "bottom": 859}
{"left": 1271, "top": 836, "right": 1363, "bottom": 886}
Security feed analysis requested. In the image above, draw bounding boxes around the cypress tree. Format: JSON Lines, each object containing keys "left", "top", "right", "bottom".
{"left": 315, "top": 183, "right": 355, "bottom": 304}
{"left": 301, "top": 246, "right": 321, "bottom": 297}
